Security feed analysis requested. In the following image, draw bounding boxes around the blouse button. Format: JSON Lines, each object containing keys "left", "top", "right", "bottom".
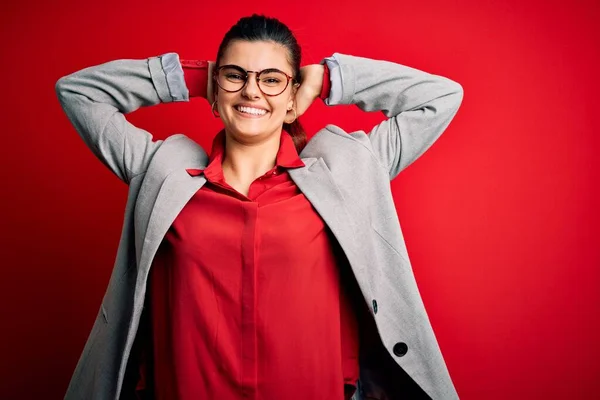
{"left": 372, "top": 299, "right": 378, "bottom": 314}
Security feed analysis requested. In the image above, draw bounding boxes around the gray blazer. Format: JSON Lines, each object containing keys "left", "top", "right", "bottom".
{"left": 55, "top": 51, "right": 464, "bottom": 399}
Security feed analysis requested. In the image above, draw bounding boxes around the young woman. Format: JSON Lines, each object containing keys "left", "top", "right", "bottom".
{"left": 56, "top": 14, "right": 463, "bottom": 400}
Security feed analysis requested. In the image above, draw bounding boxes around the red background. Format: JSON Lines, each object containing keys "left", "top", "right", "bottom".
{"left": 1, "top": 0, "right": 599, "bottom": 398}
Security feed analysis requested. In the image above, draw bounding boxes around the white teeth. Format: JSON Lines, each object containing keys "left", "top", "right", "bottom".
{"left": 237, "top": 106, "right": 267, "bottom": 116}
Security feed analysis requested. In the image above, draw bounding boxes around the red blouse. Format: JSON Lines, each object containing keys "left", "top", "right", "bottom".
{"left": 135, "top": 58, "right": 358, "bottom": 400}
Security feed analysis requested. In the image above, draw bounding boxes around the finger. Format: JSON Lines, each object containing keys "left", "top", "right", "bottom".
{"left": 207, "top": 62, "right": 215, "bottom": 104}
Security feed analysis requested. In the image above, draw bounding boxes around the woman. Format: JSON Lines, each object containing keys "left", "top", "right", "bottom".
{"left": 56, "top": 14, "right": 463, "bottom": 400}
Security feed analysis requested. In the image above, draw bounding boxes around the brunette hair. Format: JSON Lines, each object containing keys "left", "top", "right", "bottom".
{"left": 215, "top": 14, "right": 307, "bottom": 153}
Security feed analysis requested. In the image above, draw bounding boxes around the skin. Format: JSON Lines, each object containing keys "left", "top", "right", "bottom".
{"left": 207, "top": 40, "right": 324, "bottom": 196}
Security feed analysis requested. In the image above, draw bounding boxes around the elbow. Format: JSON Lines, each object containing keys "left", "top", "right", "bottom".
{"left": 432, "top": 76, "right": 464, "bottom": 115}
{"left": 55, "top": 76, "right": 69, "bottom": 101}
{"left": 450, "top": 81, "right": 464, "bottom": 109}
{"left": 55, "top": 71, "right": 79, "bottom": 97}
{"left": 55, "top": 75, "right": 79, "bottom": 108}
{"left": 54, "top": 75, "right": 79, "bottom": 115}
{"left": 440, "top": 80, "right": 464, "bottom": 116}
{"left": 456, "top": 81, "right": 464, "bottom": 98}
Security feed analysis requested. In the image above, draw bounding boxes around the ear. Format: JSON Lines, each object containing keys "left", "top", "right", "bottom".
{"left": 287, "top": 82, "right": 299, "bottom": 110}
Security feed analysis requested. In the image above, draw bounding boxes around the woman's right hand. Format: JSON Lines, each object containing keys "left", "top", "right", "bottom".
{"left": 207, "top": 61, "right": 215, "bottom": 104}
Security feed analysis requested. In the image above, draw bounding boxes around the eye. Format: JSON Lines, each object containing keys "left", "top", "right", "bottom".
{"left": 263, "top": 77, "right": 282, "bottom": 84}
{"left": 225, "top": 73, "right": 245, "bottom": 81}
{"left": 260, "top": 71, "right": 287, "bottom": 87}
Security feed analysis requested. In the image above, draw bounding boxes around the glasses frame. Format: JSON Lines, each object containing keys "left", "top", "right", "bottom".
{"left": 214, "top": 64, "right": 297, "bottom": 97}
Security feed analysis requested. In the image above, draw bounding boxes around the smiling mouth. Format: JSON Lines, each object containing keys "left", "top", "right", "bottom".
{"left": 235, "top": 105, "right": 268, "bottom": 116}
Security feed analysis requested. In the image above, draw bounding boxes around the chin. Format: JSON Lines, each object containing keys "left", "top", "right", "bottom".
{"left": 227, "top": 125, "right": 269, "bottom": 139}
{"left": 227, "top": 120, "right": 279, "bottom": 139}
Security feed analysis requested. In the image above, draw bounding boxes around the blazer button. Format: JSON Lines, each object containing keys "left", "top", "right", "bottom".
{"left": 393, "top": 342, "right": 408, "bottom": 357}
{"left": 372, "top": 299, "right": 378, "bottom": 314}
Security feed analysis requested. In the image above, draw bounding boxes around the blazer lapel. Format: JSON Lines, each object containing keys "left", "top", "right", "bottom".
{"left": 138, "top": 169, "right": 207, "bottom": 273}
{"left": 134, "top": 135, "right": 209, "bottom": 266}
{"left": 289, "top": 157, "right": 373, "bottom": 293}
{"left": 137, "top": 156, "right": 373, "bottom": 298}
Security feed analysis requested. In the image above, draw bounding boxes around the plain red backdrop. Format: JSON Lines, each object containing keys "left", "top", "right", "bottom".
{"left": 1, "top": 0, "right": 599, "bottom": 398}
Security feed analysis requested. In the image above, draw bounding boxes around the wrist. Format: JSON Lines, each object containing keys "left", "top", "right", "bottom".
{"left": 180, "top": 59, "right": 209, "bottom": 98}
{"left": 302, "top": 64, "right": 326, "bottom": 100}
{"left": 319, "top": 63, "right": 331, "bottom": 100}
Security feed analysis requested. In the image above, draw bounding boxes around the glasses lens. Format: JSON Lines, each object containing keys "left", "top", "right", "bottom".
{"left": 258, "top": 70, "right": 289, "bottom": 95}
{"left": 217, "top": 67, "right": 246, "bottom": 92}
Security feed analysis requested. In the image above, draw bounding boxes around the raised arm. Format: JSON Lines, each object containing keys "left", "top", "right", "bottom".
{"left": 323, "top": 53, "right": 464, "bottom": 180}
{"left": 55, "top": 53, "right": 208, "bottom": 184}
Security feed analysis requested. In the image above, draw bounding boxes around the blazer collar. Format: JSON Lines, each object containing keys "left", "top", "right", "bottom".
{"left": 137, "top": 156, "right": 369, "bottom": 289}
{"left": 136, "top": 131, "right": 371, "bottom": 299}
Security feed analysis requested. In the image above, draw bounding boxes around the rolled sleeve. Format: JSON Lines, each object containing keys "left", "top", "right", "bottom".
{"left": 321, "top": 55, "right": 343, "bottom": 105}
{"left": 159, "top": 52, "right": 189, "bottom": 102}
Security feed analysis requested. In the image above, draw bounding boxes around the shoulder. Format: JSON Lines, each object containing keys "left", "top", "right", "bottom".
{"left": 151, "top": 133, "right": 209, "bottom": 169}
{"left": 301, "top": 124, "right": 376, "bottom": 160}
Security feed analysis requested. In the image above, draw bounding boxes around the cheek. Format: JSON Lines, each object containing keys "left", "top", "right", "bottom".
{"left": 270, "top": 99, "right": 291, "bottom": 117}
{"left": 216, "top": 93, "right": 232, "bottom": 111}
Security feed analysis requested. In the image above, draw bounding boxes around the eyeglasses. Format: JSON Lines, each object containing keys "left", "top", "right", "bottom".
{"left": 214, "top": 64, "right": 297, "bottom": 97}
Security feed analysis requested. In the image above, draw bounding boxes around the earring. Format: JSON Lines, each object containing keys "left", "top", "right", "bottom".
{"left": 287, "top": 107, "right": 297, "bottom": 123}
{"left": 211, "top": 101, "right": 220, "bottom": 118}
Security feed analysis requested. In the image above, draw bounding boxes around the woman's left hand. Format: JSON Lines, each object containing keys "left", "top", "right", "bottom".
{"left": 292, "top": 64, "right": 324, "bottom": 119}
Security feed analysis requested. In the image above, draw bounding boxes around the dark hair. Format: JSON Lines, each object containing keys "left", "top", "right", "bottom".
{"left": 215, "top": 14, "right": 307, "bottom": 153}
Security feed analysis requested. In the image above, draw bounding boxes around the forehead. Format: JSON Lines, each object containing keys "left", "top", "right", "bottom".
{"left": 221, "top": 40, "right": 293, "bottom": 73}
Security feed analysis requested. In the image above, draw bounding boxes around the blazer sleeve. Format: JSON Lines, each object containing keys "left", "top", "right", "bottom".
{"left": 323, "top": 53, "right": 464, "bottom": 180}
{"left": 55, "top": 52, "right": 189, "bottom": 184}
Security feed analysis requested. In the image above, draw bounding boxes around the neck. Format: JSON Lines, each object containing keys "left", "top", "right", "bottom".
{"left": 221, "top": 129, "right": 281, "bottom": 183}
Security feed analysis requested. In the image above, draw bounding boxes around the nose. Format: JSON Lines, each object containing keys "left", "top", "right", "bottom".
{"left": 241, "top": 72, "right": 261, "bottom": 98}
